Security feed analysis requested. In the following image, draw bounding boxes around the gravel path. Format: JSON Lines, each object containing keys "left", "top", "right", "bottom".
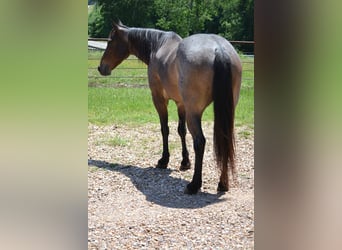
{"left": 88, "top": 122, "right": 254, "bottom": 249}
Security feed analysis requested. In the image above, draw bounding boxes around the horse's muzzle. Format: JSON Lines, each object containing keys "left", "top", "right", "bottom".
{"left": 98, "top": 64, "right": 111, "bottom": 76}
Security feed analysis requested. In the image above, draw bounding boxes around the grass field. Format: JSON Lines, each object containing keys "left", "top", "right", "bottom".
{"left": 88, "top": 50, "right": 254, "bottom": 128}
{"left": 88, "top": 52, "right": 148, "bottom": 86}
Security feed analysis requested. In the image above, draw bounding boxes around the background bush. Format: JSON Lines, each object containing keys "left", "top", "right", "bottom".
{"left": 88, "top": 0, "right": 254, "bottom": 52}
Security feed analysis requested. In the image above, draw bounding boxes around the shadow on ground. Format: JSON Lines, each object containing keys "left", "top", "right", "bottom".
{"left": 88, "top": 159, "right": 227, "bottom": 209}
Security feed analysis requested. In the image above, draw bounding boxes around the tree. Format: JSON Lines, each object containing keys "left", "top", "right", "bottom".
{"left": 216, "top": 0, "right": 254, "bottom": 52}
{"left": 88, "top": 0, "right": 254, "bottom": 53}
{"left": 88, "top": 4, "right": 105, "bottom": 37}
{"left": 89, "top": 0, "right": 154, "bottom": 37}
{"left": 153, "top": 0, "right": 190, "bottom": 37}
{"left": 188, "top": 0, "right": 217, "bottom": 34}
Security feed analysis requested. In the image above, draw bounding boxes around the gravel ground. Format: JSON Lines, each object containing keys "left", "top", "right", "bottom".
{"left": 88, "top": 122, "right": 254, "bottom": 249}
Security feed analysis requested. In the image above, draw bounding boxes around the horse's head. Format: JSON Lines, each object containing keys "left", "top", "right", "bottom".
{"left": 98, "top": 21, "right": 130, "bottom": 76}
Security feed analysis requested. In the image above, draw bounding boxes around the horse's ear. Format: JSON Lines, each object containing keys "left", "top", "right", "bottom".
{"left": 112, "top": 20, "right": 119, "bottom": 30}
{"left": 111, "top": 19, "right": 128, "bottom": 41}
{"left": 117, "top": 19, "right": 123, "bottom": 26}
{"left": 112, "top": 19, "right": 127, "bottom": 33}
{"left": 112, "top": 18, "right": 123, "bottom": 26}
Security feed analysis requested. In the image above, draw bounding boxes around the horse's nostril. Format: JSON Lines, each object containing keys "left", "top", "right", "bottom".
{"left": 104, "top": 64, "right": 109, "bottom": 72}
{"left": 98, "top": 64, "right": 110, "bottom": 76}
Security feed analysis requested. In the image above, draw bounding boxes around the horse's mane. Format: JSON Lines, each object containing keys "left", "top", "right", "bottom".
{"left": 128, "top": 28, "right": 176, "bottom": 64}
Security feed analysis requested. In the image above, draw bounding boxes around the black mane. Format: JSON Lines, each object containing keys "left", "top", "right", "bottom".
{"left": 128, "top": 28, "right": 176, "bottom": 64}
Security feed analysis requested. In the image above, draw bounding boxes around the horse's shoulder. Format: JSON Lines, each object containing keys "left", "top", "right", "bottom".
{"left": 155, "top": 33, "right": 180, "bottom": 59}
{"left": 163, "top": 31, "right": 182, "bottom": 41}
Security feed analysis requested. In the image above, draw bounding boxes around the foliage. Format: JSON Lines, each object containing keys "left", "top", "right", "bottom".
{"left": 152, "top": 0, "right": 218, "bottom": 37}
{"left": 153, "top": 0, "right": 190, "bottom": 37}
{"left": 88, "top": 4, "right": 104, "bottom": 37}
{"left": 88, "top": 0, "right": 254, "bottom": 52}
{"left": 89, "top": 0, "right": 155, "bottom": 37}
{"left": 216, "top": 0, "right": 254, "bottom": 51}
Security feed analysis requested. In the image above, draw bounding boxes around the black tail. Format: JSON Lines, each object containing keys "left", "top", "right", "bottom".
{"left": 213, "top": 48, "right": 235, "bottom": 174}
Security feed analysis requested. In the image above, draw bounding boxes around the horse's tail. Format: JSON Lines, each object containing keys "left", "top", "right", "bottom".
{"left": 212, "top": 47, "right": 235, "bottom": 178}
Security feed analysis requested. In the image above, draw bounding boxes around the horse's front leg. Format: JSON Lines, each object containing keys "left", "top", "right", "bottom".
{"left": 152, "top": 95, "right": 170, "bottom": 169}
{"left": 177, "top": 103, "right": 190, "bottom": 170}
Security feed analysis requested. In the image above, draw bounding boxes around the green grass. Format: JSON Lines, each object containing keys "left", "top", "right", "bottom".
{"left": 235, "top": 87, "right": 254, "bottom": 128}
{"left": 89, "top": 87, "right": 157, "bottom": 124}
{"left": 88, "top": 52, "right": 148, "bottom": 86}
{"left": 88, "top": 86, "right": 253, "bottom": 127}
{"left": 95, "top": 136, "right": 129, "bottom": 147}
{"left": 88, "top": 50, "right": 254, "bottom": 128}
{"left": 240, "top": 54, "right": 254, "bottom": 89}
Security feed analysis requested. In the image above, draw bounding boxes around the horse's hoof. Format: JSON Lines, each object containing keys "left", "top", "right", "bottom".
{"left": 184, "top": 183, "right": 200, "bottom": 195}
{"left": 179, "top": 162, "right": 191, "bottom": 171}
{"left": 156, "top": 158, "right": 169, "bottom": 169}
{"left": 156, "top": 163, "right": 168, "bottom": 169}
{"left": 184, "top": 187, "right": 196, "bottom": 195}
{"left": 217, "top": 182, "right": 229, "bottom": 192}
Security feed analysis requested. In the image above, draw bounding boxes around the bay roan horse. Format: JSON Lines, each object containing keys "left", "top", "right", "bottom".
{"left": 98, "top": 22, "right": 242, "bottom": 194}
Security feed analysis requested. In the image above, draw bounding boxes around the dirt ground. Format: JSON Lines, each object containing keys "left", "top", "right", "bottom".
{"left": 88, "top": 122, "right": 254, "bottom": 249}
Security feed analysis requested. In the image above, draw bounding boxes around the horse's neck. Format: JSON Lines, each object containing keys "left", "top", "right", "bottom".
{"left": 128, "top": 28, "right": 166, "bottom": 65}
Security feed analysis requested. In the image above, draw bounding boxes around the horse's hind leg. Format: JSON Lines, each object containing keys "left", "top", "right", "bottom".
{"left": 152, "top": 94, "right": 170, "bottom": 169}
{"left": 177, "top": 104, "right": 190, "bottom": 170}
{"left": 184, "top": 113, "right": 205, "bottom": 194}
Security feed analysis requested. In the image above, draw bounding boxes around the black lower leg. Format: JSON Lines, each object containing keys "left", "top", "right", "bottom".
{"left": 185, "top": 135, "right": 205, "bottom": 194}
{"left": 178, "top": 109, "right": 190, "bottom": 170}
{"left": 156, "top": 120, "right": 170, "bottom": 169}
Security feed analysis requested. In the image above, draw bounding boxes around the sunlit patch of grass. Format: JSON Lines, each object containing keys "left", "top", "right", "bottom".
{"left": 88, "top": 52, "right": 148, "bottom": 86}
{"left": 88, "top": 86, "right": 253, "bottom": 128}
{"left": 238, "top": 130, "right": 252, "bottom": 139}
{"left": 95, "top": 136, "right": 129, "bottom": 147}
{"left": 106, "top": 136, "right": 129, "bottom": 147}
{"left": 88, "top": 166, "right": 99, "bottom": 172}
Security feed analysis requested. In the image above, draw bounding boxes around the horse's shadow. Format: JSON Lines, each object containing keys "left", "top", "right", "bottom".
{"left": 88, "top": 159, "right": 227, "bottom": 209}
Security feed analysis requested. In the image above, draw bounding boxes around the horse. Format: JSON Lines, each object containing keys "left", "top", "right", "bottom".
{"left": 98, "top": 21, "right": 242, "bottom": 194}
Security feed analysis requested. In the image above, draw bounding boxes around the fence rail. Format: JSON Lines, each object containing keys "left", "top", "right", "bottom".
{"left": 88, "top": 39, "right": 254, "bottom": 87}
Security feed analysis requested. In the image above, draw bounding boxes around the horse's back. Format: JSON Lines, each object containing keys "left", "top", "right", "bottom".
{"left": 178, "top": 34, "right": 241, "bottom": 74}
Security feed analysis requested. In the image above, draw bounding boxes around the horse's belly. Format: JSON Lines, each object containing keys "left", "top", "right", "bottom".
{"left": 162, "top": 79, "right": 183, "bottom": 103}
{"left": 158, "top": 63, "right": 183, "bottom": 103}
